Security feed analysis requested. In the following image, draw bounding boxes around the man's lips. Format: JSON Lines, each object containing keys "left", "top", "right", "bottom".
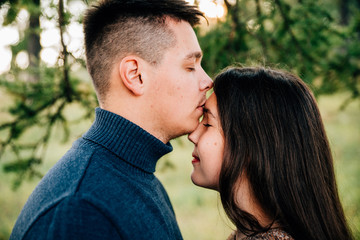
{"left": 197, "top": 104, "right": 204, "bottom": 109}
{"left": 196, "top": 103, "right": 205, "bottom": 114}
{"left": 197, "top": 99, "right": 206, "bottom": 109}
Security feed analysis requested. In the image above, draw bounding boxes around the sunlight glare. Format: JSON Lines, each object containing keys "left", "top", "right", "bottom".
{"left": 0, "top": 27, "right": 19, "bottom": 46}
{"left": 15, "top": 51, "right": 29, "bottom": 69}
{"left": 16, "top": 9, "right": 30, "bottom": 31}
{"left": 41, "top": 28, "right": 60, "bottom": 48}
{"left": 0, "top": 47, "right": 11, "bottom": 74}
{"left": 186, "top": 0, "right": 225, "bottom": 18}
{"left": 67, "top": 22, "right": 84, "bottom": 58}
{"left": 199, "top": 1, "right": 225, "bottom": 18}
{"left": 68, "top": 1, "right": 87, "bottom": 19}
{"left": 40, "top": 48, "right": 59, "bottom": 66}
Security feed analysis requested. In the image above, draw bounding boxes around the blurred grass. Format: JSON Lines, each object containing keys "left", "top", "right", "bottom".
{"left": 318, "top": 94, "right": 360, "bottom": 239}
{"left": 0, "top": 92, "right": 359, "bottom": 240}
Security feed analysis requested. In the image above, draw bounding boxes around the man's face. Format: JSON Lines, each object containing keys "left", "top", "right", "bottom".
{"left": 146, "top": 19, "right": 213, "bottom": 141}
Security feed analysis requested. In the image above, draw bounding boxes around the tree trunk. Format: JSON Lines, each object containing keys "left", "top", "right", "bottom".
{"left": 27, "top": 0, "right": 41, "bottom": 81}
{"left": 339, "top": 0, "right": 349, "bottom": 25}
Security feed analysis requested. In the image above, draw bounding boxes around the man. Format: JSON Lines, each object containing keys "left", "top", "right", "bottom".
{"left": 10, "top": 0, "right": 212, "bottom": 239}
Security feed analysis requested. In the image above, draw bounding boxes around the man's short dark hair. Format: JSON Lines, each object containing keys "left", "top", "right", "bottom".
{"left": 83, "top": 0, "right": 205, "bottom": 103}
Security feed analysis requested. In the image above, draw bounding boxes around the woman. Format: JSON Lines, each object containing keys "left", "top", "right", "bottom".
{"left": 188, "top": 67, "right": 353, "bottom": 240}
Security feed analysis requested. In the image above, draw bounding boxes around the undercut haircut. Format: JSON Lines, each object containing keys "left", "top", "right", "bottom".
{"left": 83, "top": 0, "right": 205, "bottom": 103}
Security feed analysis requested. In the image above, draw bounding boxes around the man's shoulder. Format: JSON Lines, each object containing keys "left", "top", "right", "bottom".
{"left": 10, "top": 139, "right": 101, "bottom": 240}
{"left": 14, "top": 194, "right": 122, "bottom": 240}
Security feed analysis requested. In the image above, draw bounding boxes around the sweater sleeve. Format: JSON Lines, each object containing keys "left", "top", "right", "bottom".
{"left": 24, "top": 195, "right": 122, "bottom": 240}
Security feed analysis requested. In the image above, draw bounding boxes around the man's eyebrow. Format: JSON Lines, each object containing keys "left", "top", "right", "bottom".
{"left": 184, "top": 51, "right": 203, "bottom": 60}
{"left": 203, "top": 107, "right": 215, "bottom": 118}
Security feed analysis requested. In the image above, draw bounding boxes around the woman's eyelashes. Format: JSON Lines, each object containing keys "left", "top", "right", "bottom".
{"left": 203, "top": 123, "right": 212, "bottom": 127}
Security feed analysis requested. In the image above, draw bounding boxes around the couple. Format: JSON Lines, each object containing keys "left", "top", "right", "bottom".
{"left": 10, "top": 0, "right": 352, "bottom": 240}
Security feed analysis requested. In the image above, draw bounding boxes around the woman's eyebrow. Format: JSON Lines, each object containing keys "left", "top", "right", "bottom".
{"left": 203, "top": 107, "right": 216, "bottom": 118}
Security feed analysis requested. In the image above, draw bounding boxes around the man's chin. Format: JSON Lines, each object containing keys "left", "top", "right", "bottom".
{"left": 168, "top": 123, "right": 197, "bottom": 140}
{"left": 187, "top": 122, "right": 199, "bottom": 134}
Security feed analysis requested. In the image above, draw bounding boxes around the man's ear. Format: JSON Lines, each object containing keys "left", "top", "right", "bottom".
{"left": 118, "top": 56, "right": 144, "bottom": 96}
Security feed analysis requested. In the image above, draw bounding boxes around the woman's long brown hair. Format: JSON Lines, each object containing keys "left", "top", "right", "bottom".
{"left": 214, "top": 67, "right": 353, "bottom": 239}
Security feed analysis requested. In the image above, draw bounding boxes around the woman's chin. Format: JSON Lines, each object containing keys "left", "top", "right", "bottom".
{"left": 190, "top": 175, "right": 218, "bottom": 191}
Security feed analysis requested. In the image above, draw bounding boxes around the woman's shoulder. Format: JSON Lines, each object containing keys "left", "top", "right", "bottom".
{"left": 248, "top": 229, "right": 294, "bottom": 240}
{"left": 227, "top": 229, "right": 294, "bottom": 240}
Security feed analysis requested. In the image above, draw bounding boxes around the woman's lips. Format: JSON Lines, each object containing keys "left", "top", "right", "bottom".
{"left": 192, "top": 156, "right": 200, "bottom": 164}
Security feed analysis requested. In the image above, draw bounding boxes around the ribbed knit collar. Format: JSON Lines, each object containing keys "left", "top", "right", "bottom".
{"left": 82, "top": 108, "right": 173, "bottom": 173}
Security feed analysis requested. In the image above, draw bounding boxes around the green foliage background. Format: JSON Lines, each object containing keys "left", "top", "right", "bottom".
{"left": 198, "top": 0, "right": 359, "bottom": 99}
{"left": 0, "top": 0, "right": 359, "bottom": 239}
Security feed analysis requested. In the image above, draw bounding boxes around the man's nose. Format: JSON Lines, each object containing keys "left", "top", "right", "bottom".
{"left": 200, "top": 70, "right": 213, "bottom": 91}
{"left": 188, "top": 128, "right": 199, "bottom": 145}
